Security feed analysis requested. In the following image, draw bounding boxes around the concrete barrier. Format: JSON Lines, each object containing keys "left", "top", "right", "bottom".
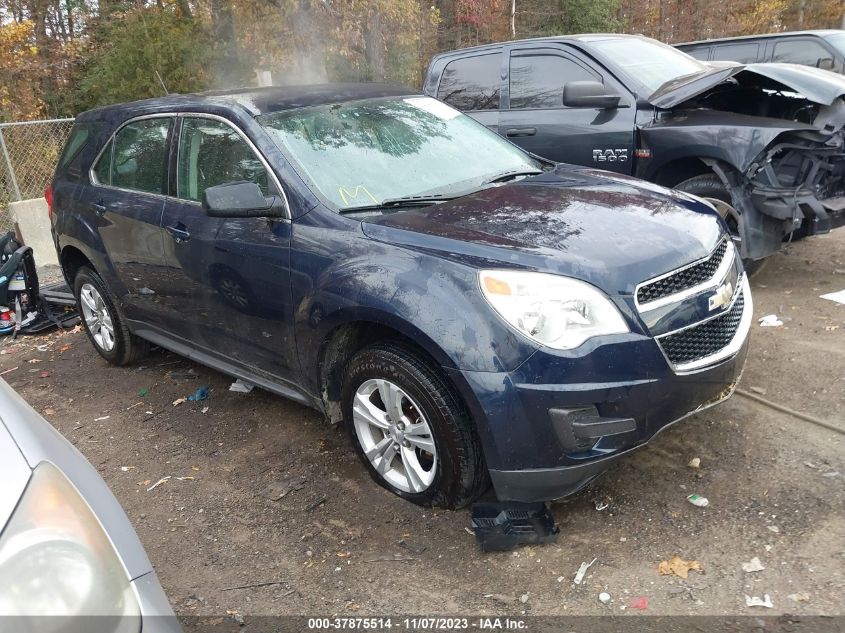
{"left": 9, "top": 198, "right": 59, "bottom": 268}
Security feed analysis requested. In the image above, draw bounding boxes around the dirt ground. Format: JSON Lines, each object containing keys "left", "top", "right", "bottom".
{"left": 1, "top": 232, "right": 843, "bottom": 620}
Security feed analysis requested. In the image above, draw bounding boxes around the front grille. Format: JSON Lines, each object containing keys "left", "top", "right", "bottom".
{"left": 637, "top": 239, "right": 728, "bottom": 305}
{"left": 659, "top": 289, "right": 745, "bottom": 366}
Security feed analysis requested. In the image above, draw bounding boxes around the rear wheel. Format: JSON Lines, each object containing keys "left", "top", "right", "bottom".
{"left": 74, "top": 266, "right": 149, "bottom": 365}
{"left": 675, "top": 174, "right": 767, "bottom": 277}
{"left": 341, "top": 342, "right": 488, "bottom": 509}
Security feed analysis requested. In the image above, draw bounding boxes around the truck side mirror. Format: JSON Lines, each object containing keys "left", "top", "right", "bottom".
{"left": 817, "top": 57, "right": 835, "bottom": 71}
{"left": 563, "top": 81, "right": 621, "bottom": 109}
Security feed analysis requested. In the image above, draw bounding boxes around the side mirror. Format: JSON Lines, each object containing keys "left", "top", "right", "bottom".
{"left": 563, "top": 81, "right": 621, "bottom": 109}
{"left": 817, "top": 57, "right": 835, "bottom": 70}
{"left": 201, "top": 181, "right": 285, "bottom": 218}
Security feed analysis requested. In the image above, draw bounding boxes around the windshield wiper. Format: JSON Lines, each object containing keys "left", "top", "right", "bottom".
{"left": 339, "top": 194, "right": 455, "bottom": 214}
{"left": 482, "top": 169, "right": 543, "bottom": 185}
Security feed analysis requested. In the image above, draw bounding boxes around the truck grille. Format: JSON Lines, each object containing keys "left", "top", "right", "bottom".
{"left": 637, "top": 239, "right": 728, "bottom": 305}
{"left": 658, "top": 288, "right": 745, "bottom": 366}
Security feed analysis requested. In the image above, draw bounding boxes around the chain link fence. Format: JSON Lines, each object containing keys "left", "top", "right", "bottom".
{"left": 0, "top": 118, "right": 75, "bottom": 232}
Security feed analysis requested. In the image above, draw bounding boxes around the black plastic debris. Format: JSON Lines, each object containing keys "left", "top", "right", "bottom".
{"left": 471, "top": 501, "right": 560, "bottom": 552}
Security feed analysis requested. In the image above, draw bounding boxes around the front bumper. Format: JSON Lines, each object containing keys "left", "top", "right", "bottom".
{"left": 447, "top": 308, "right": 750, "bottom": 503}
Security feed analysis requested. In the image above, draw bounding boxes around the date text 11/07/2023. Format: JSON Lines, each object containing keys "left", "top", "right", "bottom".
{"left": 307, "top": 617, "right": 528, "bottom": 630}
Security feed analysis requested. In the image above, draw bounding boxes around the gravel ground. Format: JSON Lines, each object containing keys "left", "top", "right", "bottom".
{"left": 1, "top": 231, "right": 843, "bottom": 620}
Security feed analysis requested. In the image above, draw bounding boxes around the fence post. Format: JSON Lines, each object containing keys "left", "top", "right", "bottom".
{"left": 0, "top": 127, "right": 22, "bottom": 202}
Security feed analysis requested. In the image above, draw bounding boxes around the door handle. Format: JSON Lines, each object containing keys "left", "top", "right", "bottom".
{"left": 505, "top": 127, "right": 537, "bottom": 137}
{"left": 91, "top": 201, "right": 106, "bottom": 215}
{"left": 165, "top": 224, "right": 191, "bottom": 243}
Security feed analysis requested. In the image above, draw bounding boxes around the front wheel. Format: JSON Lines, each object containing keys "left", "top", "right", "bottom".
{"left": 675, "top": 174, "right": 767, "bottom": 277}
{"left": 341, "top": 342, "right": 488, "bottom": 509}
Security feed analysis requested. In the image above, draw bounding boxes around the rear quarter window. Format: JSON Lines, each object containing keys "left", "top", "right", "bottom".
{"left": 56, "top": 122, "right": 95, "bottom": 174}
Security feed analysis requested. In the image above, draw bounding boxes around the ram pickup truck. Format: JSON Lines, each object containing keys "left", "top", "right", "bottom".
{"left": 424, "top": 34, "right": 845, "bottom": 264}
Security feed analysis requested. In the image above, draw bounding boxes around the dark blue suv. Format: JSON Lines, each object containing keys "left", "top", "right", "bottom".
{"left": 50, "top": 84, "right": 751, "bottom": 508}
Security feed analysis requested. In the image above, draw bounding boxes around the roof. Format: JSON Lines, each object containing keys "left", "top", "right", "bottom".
{"left": 429, "top": 33, "right": 642, "bottom": 58}
{"left": 677, "top": 29, "right": 844, "bottom": 47}
{"left": 76, "top": 83, "right": 416, "bottom": 121}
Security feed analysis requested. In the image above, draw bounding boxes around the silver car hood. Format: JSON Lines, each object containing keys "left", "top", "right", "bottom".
{"left": 0, "top": 418, "right": 31, "bottom": 534}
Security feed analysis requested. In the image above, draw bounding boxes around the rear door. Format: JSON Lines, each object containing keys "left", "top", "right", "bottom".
{"left": 498, "top": 45, "right": 636, "bottom": 173}
{"left": 435, "top": 51, "right": 502, "bottom": 132}
{"left": 86, "top": 115, "right": 173, "bottom": 325}
{"left": 157, "top": 115, "right": 297, "bottom": 381}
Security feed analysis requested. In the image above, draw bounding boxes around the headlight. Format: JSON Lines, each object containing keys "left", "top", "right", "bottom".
{"left": 479, "top": 270, "right": 629, "bottom": 350}
{"left": 0, "top": 462, "right": 140, "bottom": 633}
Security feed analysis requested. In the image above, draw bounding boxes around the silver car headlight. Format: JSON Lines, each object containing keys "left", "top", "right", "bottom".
{"left": 479, "top": 270, "right": 629, "bottom": 350}
{"left": 0, "top": 462, "right": 140, "bottom": 632}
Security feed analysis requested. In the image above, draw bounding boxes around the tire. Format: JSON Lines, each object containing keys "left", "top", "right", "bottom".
{"left": 341, "top": 342, "right": 488, "bottom": 509}
{"left": 675, "top": 174, "right": 768, "bottom": 278}
{"left": 74, "top": 266, "right": 149, "bottom": 366}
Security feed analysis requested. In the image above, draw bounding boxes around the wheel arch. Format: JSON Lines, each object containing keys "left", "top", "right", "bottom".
{"left": 317, "top": 319, "right": 462, "bottom": 425}
{"left": 60, "top": 245, "right": 95, "bottom": 285}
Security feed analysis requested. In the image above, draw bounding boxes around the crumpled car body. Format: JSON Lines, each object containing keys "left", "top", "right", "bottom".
{"left": 639, "top": 62, "right": 845, "bottom": 260}
{"left": 424, "top": 36, "right": 845, "bottom": 262}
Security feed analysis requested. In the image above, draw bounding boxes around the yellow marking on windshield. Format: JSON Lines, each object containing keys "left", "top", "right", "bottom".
{"left": 339, "top": 185, "right": 379, "bottom": 206}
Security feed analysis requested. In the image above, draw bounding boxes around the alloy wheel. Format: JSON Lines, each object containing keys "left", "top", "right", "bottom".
{"left": 351, "top": 378, "right": 438, "bottom": 494}
{"left": 79, "top": 283, "right": 116, "bottom": 352}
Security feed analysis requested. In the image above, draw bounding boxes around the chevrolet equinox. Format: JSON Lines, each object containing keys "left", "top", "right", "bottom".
{"left": 50, "top": 84, "right": 752, "bottom": 508}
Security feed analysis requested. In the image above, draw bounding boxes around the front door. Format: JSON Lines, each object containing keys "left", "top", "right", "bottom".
{"left": 86, "top": 116, "right": 173, "bottom": 325}
{"left": 499, "top": 47, "right": 636, "bottom": 174}
{"left": 157, "top": 115, "right": 297, "bottom": 382}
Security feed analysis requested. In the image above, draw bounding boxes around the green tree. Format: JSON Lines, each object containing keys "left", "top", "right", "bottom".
{"left": 71, "top": 7, "right": 215, "bottom": 110}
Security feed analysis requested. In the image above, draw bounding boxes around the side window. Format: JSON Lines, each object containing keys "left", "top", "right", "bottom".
{"left": 177, "top": 117, "right": 269, "bottom": 202}
{"left": 509, "top": 54, "right": 597, "bottom": 110}
{"left": 92, "top": 139, "right": 113, "bottom": 185}
{"left": 110, "top": 118, "right": 172, "bottom": 195}
{"left": 57, "top": 123, "right": 93, "bottom": 173}
{"left": 773, "top": 39, "right": 831, "bottom": 67}
{"left": 437, "top": 53, "right": 501, "bottom": 111}
{"left": 712, "top": 43, "right": 760, "bottom": 63}
{"left": 686, "top": 47, "right": 711, "bottom": 61}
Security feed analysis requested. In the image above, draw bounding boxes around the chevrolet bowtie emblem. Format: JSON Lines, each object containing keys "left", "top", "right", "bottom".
{"left": 708, "top": 281, "right": 734, "bottom": 311}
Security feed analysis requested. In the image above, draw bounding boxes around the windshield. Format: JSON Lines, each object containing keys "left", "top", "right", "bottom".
{"left": 258, "top": 96, "right": 540, "bottom": 210}
{"left": 589, "top": 37, "right": 710, "bottom": 94}
{"left": 824, "top": 33, "right": 845, "bottom": 57}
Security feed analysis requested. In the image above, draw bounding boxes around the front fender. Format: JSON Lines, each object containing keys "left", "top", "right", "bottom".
{"left": 638, "top": 111, "right": 820, "bottom": 177}
{"left": 291, "top": 212, "right": 538, "bottom": 394}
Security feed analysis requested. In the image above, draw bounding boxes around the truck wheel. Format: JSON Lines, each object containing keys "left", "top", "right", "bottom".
{"left": 675, "top": 174, "right": 767, "bottom": 277}
{"left": 341, "top": 342, "right": 488, "bottom": 509}
{"left": 74, "top": 266, "right": 149, "bottom": 365}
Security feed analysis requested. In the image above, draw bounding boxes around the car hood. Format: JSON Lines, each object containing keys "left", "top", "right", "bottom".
{"left": 361, "top": 167, "right": 723, "bottom": 296}
{"left": 649, "top": 62, "right": 845, "bottom": 109}
{"left": 0, "top": 413, "right": 33, "bottom": 536}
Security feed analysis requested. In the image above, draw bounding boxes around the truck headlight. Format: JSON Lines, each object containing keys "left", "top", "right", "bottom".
{"left": 479, "top": 270, "right": 629, "bottom": 350}
{"left": 0, "top": 462, "right": 140, "bottom": 632}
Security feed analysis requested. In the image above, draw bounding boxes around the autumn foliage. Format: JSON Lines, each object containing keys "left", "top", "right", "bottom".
{"left": 0, "top": 0, "right": 843, "bottom": 121}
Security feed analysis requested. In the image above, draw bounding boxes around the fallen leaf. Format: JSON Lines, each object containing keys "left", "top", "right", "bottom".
{"left": 172, "top": 397, "right": 187, "bottom": 407}
{"left": 657, "top": 555, "right": 702, "bottom": 579}
{"left": 59, "top": 344, "right": 71, "bottom": 353}
{"left": 137, "top": 479, "right": 152, "bottom": 486}
{"left": 44, "top": 408, "right": 56, "bottom": 416}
